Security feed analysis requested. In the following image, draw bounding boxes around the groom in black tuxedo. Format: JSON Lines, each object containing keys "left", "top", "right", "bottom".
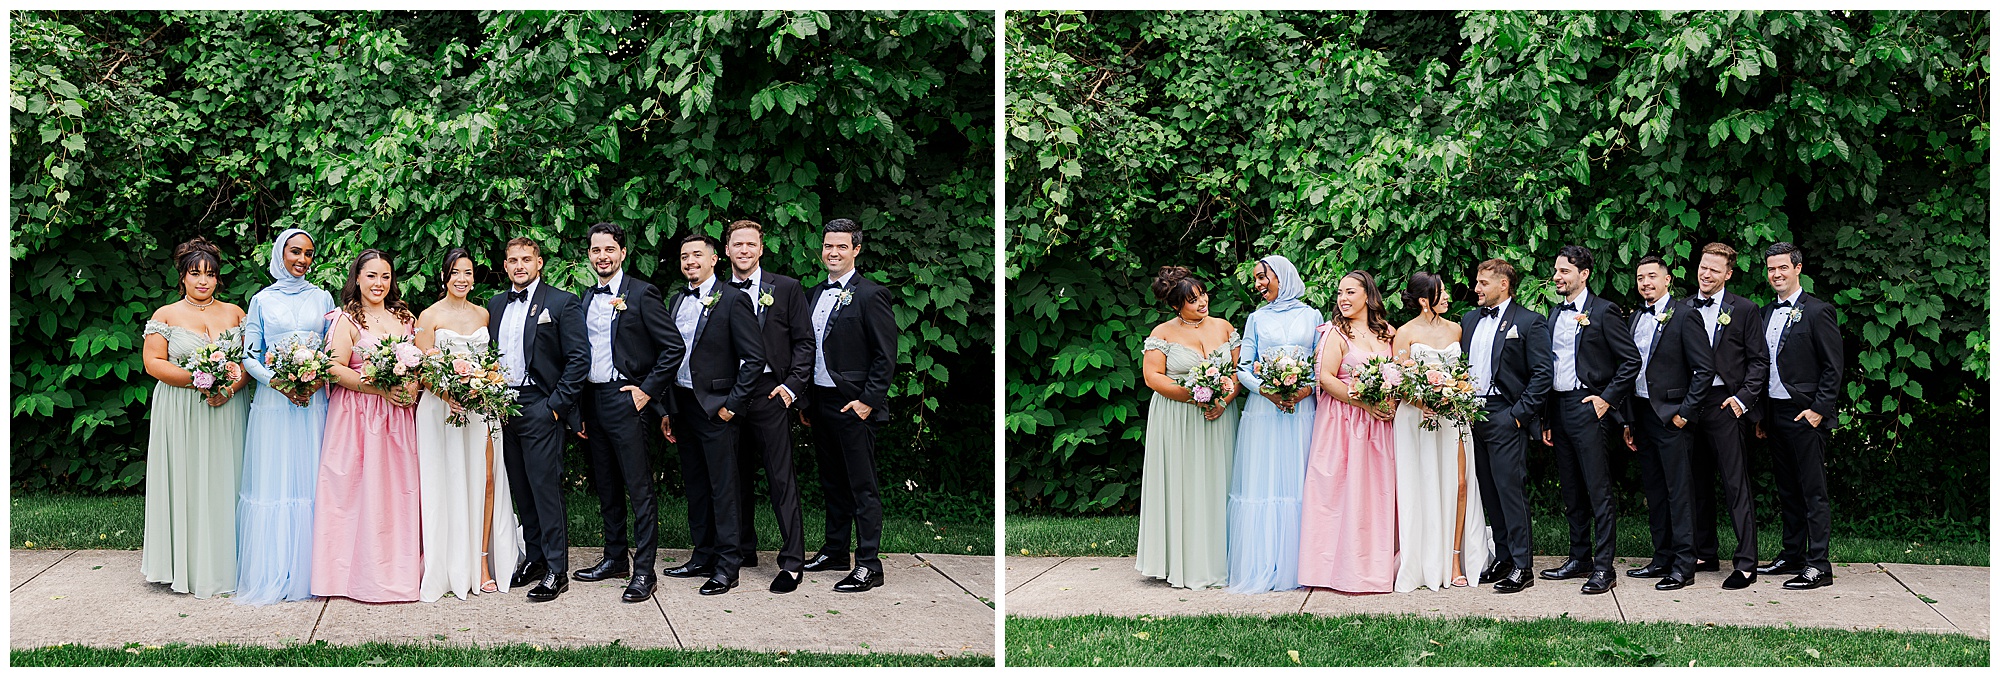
{"left": 570, "top": 222, "right": 685, "bottom": 603}
{"left": 1460, "top": 259, "right": 1551, "bottom": 594}
{"left": 723, "top": 219, "right": 817, "bottom": 594}
{"left": 1687, "top": 242, "right": 1768, "bottom": 589}
{"left": 1618, "top": 255, "right": 1714, "bottom": 591}
{"left": 1754, "top": 241, "right": 1842, "bottom": 590}
{"left": 1537, "top": 245, "right": 1641, "bottom": 595}
{"left": 660, "top": 233, "right": 766, "bottom": 595}
{"left": 803, "top": 218, "right": 898, "bottom": 593}
{"left": 488, "top": 237, "right": 591, "bottom": 602}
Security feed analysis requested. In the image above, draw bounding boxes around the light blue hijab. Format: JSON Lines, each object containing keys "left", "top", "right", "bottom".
{"left": 265, "top": 228, "right": 318, "bottom": 296}
{"left": 1258, "top": 255, "right": 1307, "bottom": 313}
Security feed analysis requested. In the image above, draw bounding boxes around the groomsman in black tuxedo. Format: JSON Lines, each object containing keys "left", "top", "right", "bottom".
{"left": 659, "top": 233, "right": 766, "bottom": 595}
{"left": 488, "top": 237, "right": 591, "bottom": 602}
{"left": 1537, "top": 245, "right": 1641, "bottom": 595}
{"left": 569, "top": 223, "right": 685, "bottom": 603}
{"left": 1686, "top": 242, "right": 1768, "bottom": 589}
{"left": 722, "top": 219, "right": 816, "bottom": 594}
{"left": 803, "top": 218, "right": 898, "bottom": 593}
{"left": 1459, "top": 259, "right": 1551, "bottom": 594}
{"left": 1618, "top": 255, "right": 1714, "bottom": 591}
{"left": 1754, "top": 241, "right": 1842, "bottom": 590}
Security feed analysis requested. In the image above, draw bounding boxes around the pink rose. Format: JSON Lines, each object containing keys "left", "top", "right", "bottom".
{"left": 452, "top": 358, "right": 475, "bottom": 376}
{"left": 394, "top": 343, "right": 423, "bottom": 368}
{"left": 393, "top": 364, "right": 408, "bottom": 377}
{"left": 1206, "top": 366, "right": 1220, "bottom": 377}
{"left": 1381, "top": 365, "right": 1403, "bottom": 388}
{"left": 190, "top": 371, "right": 215, "bottom": 389}
{"left": 1427, "top": 370, "right": 1446, "bottom": 386}
{"left": 1282, "top": 373, "right": 1297, "bottom": 387}
{"left": 1191, "top": 386, "right": 1214, "bottom": 403}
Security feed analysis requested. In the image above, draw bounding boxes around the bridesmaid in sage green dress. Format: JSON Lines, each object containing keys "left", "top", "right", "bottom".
{"left": 1135, "top": 266, "right": 1241, "bottom": 589}
{"left": 140, "top": 237, "right": 251, "bottom": 598}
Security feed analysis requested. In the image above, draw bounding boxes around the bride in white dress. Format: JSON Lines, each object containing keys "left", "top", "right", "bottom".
{"left": 1391, "top": 273, "right": 1490, "bottom": 592}
{"left": 413, "top": 250, "right": 523, "bottom": 602}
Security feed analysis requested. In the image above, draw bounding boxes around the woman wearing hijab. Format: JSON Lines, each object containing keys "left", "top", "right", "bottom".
{"left": 234, "top": 228, "right": 337, "bottom": 605}
{"left": 1224, "top": 255, "right": 1322, "bottom": 593}
{"left": 1298, "top": 270, "right": 1399, "bottom": 592}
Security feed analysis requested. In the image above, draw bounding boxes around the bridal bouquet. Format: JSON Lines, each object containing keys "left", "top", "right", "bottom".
{"left": 1251, "top": 349, "right": 1314, "bottom": 414}
{"left": 359, "top": 333, "right": 425, "bottom": 398}
{"left": 1177, "top": 348, "right": 1237, "bottom": 416}
{"left": 1390, "top": 354, "right": 1487, "bottom": 432}
{"left": 1349, "top": 355, "right": 1401, "bottom": 407}
{"left": 419, "top": 342, "right": 520, "bottom": 428}
{"left": 267, "top": 336, "right": 335, "bottom": 399}
{"left": 181, "top": 327, "right": 245, "bottom": 400}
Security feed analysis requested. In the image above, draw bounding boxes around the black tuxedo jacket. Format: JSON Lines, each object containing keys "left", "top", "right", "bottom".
{"left": 1459, "top": 300, "right": 1552, "bottom": 428}
{"left": 670, "top": 281, "right": 766, "bottom": 418}
{"left": 1762, "top": 292, "right": 1843, "bottom": 420}
{"left": 739, "top": 271, "right": 816, "bottom": 408}
{"left": 1693, "top": 290, "right": 1768, "bottom": 421}
{"left": 813, "top": 273, "right": 898, "bottom": 422}
{"left": 579, "top": 274, "right": 685, "bottom": 405}
{"left": 1626, "top": 297, "right": 1715, "bottom": 425}
{"left": 1549, "top": 292, "right": 1643, "bottom": 415}
{"left": 485, "top": 280, "right": 590, "bottom": 424}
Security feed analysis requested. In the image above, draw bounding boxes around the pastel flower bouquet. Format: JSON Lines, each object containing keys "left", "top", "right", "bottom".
{"left": 267, "top": 336, "right": 335, "bottom": 400}
{"left": 1349, "top": 355, "right": 1400, "bottom": 408}
{"left": 359, "top": 333, "right": 424, "bottom": 402}
{"left": 420, "top": 342, "right": 520, "bottom": 428}
{"left": 1251, "top": 349, "right": 1315, "bottom": 414}
{"left": 1389, "top": 353, "right": 1488, "bottom": 433}
{"left": 181, "top": 327, "right": 246, "bottom": 400}
{"left": 1177, "top": 347, "right": 1237, "bottom": 417}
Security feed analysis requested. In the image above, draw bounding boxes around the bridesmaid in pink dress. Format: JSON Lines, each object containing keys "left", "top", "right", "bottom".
{"left": 1298, "top": 270, "right": 1399, "bottom": 592}
{"left": 311, "top": 249, "right": 423, "bottom": 603}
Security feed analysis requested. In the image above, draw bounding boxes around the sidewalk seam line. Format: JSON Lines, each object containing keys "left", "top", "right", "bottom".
{"left": 306, "top": 597, "right": 330, "bottom": 643}
{"left": 1609, "top": 581, "right": 1626, "bottom": 622}
{"left": 1876, "top": 562, "right": 1960, "bottom": 633}
{"left": 1004, "top": 556, "right": 1069, "bottom": 595}
{"left": 1297, "top": 588, "right": 1312, "bottom": 614}
{"left": 913, "top": 553, "right": 988, "bottom": 604}
{"left": 10, "top": 549, "right": 75, "bottom": 593}
{"left": 655, "top": 592, "right": 684, "bottom": 649}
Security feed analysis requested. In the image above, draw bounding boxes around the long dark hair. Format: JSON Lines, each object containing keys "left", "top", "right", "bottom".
{"left": 439, "top": 247, "right": 475, "bottom": 300}
{"left": 340, "top": 248, "right": 414, "bottom": 330}
{"left": 1338, "top": 270, "right": 1393, "bottom": 343}
{"left": 1401, "top": 271, "right": 1444, "bottom": 317}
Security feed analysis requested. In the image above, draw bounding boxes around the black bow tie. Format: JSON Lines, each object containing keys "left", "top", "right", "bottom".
{"left": 1773, "top": 300, "right": 1793, "bottom": 309}
{"left": 1690, "top": 296, "right": 1715, "bottom": 308}
{"left": 729, "top": 279, "right": 754, "bottom": 290}
{"left": 1557, "top": 302, "right": 1578, "bottom": 313}
{"left": 588, "top": 284, "right": 613, "bottom": 296}
{"left": 818, "top": 280, "right": 847, "bottom": 293}
{"left": 1638, "top": 304, "right": 1660, "bottom": 316}
{"left": 1479, "top": 306, "right": 1501, "bottom": 319}
{"left": 507, "top": 289, "right": 529, "bottom": 303}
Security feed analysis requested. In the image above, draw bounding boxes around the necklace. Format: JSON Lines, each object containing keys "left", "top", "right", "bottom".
{"left": 1176, "top": 315, "right": 1206, "bottom": 328}
{"left": 182, "top": 296, "right": 215, "bottom": 310}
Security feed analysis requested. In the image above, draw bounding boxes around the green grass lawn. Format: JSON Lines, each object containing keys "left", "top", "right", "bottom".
{"left": 11, "top": 642, "right": 992, "bottom": 667}
{"left": 10, "top": 491, "right": 993, "bottom": 557}
{"left": 1004, "top": 513, "right": 1988, "bottom": 567}
{"left": 1006, "top": 613, "right": 1989, "bottom": 667}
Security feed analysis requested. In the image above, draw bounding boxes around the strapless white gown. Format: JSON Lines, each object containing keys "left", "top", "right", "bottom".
{"left": 1391, "top": 343, "right": 1493, "bottom": 592}
{"left": 415, "top": 327, "right": 523, "bottom": 601}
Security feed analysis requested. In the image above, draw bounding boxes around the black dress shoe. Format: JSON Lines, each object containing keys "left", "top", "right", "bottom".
{"left": 1580, "top": 571, "right": 1616, "bottom": 595}
{"left": 622, "top": 574, "right": 656, "bottom": 603}
{"left": 1654, "top": 574, "right": 1691, "bottom": 591}
{"left": 1478, "top": 561, "right": 1514, "bottom": 585}
{"left": 1626, "top": 562, "right": 1671, "bottom": 578}
{"left": 770, "top": 570, "right": 802, "bottom": 594}
{"left": 1539, "top": 558, "right": 1592, "bottom": 580}
{"left": 699, "top": 577, "right": 739, "bottom": 596}
{"left": 526, "top": 571, "right": 568, "bottom": 602}
{"left": 1782, "top": 566, "right": 1832, "bottom": 590}
{"left": 1694, "top": 559, "right": 1722, "bottom": 572}
{"left": 1756, "top": 558, "right": 1803, "bottom": 576}
{"left": 802, "top": 552, "right": 849, "bottom": 572}
{"left": 664, "top": 562, "right": 715, "bottom": 579}
{"left": 833, "top": 566, "right": 882, "bottom": 593}
{"left": 1492, "top": 568, "right": 1534, "bottom": 593}
{"left": 510, "top": 560, "right": 548, "bottom": 590}
{"left": 572, "top": 558, "right": 630, "bottom": 582}
{"left": 1721, "top": 570, "right": 1756, "bottom": 590}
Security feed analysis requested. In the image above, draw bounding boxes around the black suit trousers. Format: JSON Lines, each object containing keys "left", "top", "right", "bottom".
{"left": 1765, "top": 397, "right": 1833, "bottom": 572}
{"left": 1689, "top": 388, "right": 1759, "bottom": 573}
{"left": 581, "top": 382, "right": 660, "bottom": 574}
{"left": 1631, "top": 396, "right": 1696, "bottom": 576}
{"left": 735, "top": 374, "right": 807, "bottom": 572}
{"left": 810, "top": 384, "right": 885, "bottom": 573}
{"left": 1549, "top": 391, "right": 1618, "bottom": 572}
{"left": 1472, "top": 397, "right": 1533, "bottom": 570}
{"left": 502, "top": 387, "right": 568, "bottom": 574}
{"left": 674, "top": 386, "right": 744, "bottom": 581}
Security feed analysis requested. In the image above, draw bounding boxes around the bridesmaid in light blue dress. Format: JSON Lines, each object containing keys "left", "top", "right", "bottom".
{"left": 234, "top": 228, "right": 335, "bottom": 605}
{"left": 1226, "top": 255, "right": 1322, "bottom": 593}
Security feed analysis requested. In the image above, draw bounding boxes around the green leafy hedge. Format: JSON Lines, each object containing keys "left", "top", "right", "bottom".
{"left": 11, "top": 9, "right": 994, "bottom": 501}
{"left": 1005, "top": 9, "right": 1987, "bottom": 536}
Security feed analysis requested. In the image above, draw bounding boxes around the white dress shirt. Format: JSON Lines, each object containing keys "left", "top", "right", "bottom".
{"left": 586, "top": 270, "right": 626, "bottom": 384}
{"left": 675, "top": 275, "right": 717, "bottom": 389}
{"left": 1695, "top": 289, "right": 1725, "bottom": 386}
{"left": 499, "top": 279, "right": 540, "bottom": 387}
{"left": 811, "top": 268, "right": 858, "bottom": 388}
{"left": 1468, "top": 298, "right": 1511, "bottom": 396}
{"left": 1632, "top": 295, "right": 1669, "bottom": 399}
{"left": 1765, "top": 288, "right": 1804, "bottom": 400}
{"left": 734, "top": 267, "right": 777, "bottom": 379}
{"left": 1551, "top": 289, "right": 1590, "bottom": 392}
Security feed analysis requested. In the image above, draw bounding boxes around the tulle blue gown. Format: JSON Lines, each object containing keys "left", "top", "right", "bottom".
{"left": 233, "top": 277, "right": 334, "bottom": 605}
{"left": 1225, "top": 299, "right": 1322, "bottom": 593}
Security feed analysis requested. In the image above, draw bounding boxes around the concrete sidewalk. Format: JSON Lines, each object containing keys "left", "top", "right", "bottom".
{"left": 11, "top": 549, "right": 995, "bottom": 656}
{"left": 1006, "top": 555, "right": 1989, "bottom": 639}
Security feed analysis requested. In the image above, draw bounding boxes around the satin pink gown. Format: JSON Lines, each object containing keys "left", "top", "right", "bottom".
{"left": 1298, "top": 324, "right": 1398, "bottom": 592}
{"left": 310, "top": 312, "right": 422, "bottom": 602}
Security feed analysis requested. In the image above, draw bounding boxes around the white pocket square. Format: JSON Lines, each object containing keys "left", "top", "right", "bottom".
{"left": 1505, "top": 326, "right": 1520, "bottom": 339}
{"left": 537, "top": 308, "right": 552, "bottom": 324}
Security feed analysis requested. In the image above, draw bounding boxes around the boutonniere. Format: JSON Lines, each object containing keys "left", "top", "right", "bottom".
{"left": 836, "top": 288, "right": 855, "bottom": 309}
{"left": 759, "top": 292, "right": 775, "bottom": 307}
{"left": 607, "top": 295, "right": 627, "bottom": 313}
{"left": 1574, "top": 311, "right": 1592, "bottom": 327}
{"left": 1657, "top": 307, "right": 1675, "bottom": 324}
{"left": 1788, "top": 307, "right": 1803, "bottom": 323}
{"left": 700, "top": 291, "right": 721, "bottom": 309}
{"left": 1717, "top": 306, "right": 1733, "bottom": 325}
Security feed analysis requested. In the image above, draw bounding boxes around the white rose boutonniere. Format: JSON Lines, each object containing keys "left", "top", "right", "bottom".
{"left": 1717, "top": 306, "right": 1733, "bottom": 325}
{"left": 608, "top": 295, "right": 627, "bottom": 313}
{"left": 836, "top": 288, "right": 855, "bottom": 309}
{"left": 759, "top": 291, "right": 775, "bottom": 307}
{"left": 1657, "top": 307, "right": 1675, "bottom": 324}
{"left": 701, "top": 291, "right": 721, "bottom": 309}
